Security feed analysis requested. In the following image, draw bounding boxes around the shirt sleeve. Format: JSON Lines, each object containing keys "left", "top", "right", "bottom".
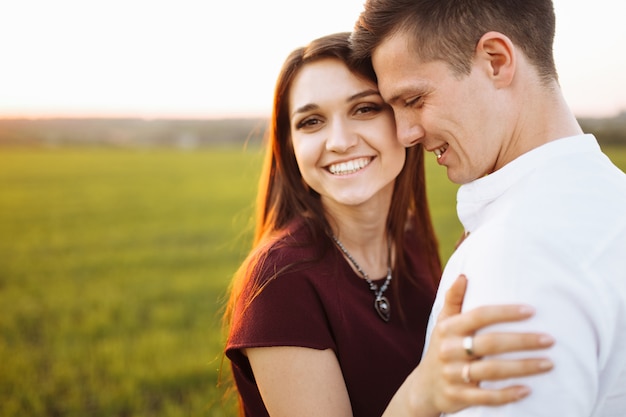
{"left": 444, "top": 228, "right": 606, "bottom": 416}
{"left": 226, "top": 251, "right": 337, "bottom": 355}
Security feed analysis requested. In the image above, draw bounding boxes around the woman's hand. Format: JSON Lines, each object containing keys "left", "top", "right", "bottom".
{"left": 383, "top": 275, "right": 555, "bottom": 417}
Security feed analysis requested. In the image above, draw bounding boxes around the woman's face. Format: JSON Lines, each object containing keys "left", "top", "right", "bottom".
{"left": 288, "top": 58, "right": 405, "bottom": 211}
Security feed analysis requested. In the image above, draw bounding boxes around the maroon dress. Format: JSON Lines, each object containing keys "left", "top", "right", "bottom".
{"left": 226, "top": 221, "right": 437, "bottom": 417}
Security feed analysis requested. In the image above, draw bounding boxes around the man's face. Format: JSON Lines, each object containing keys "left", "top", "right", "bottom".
{"left": 371, "top": 30, "right": 507, "bottom": 184}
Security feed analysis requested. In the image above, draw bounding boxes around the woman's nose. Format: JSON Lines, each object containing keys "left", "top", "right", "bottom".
{"left": 326, "top": 120, "right": 357, "bottom": 152}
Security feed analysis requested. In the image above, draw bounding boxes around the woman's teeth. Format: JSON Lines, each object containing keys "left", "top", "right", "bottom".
{"left": 328, "top": 157, "right": 371, "bottom": 175}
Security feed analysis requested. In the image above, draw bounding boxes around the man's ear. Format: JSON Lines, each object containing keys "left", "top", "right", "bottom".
{"left": 475, "top": 31, "right": 515, "bottom": 88}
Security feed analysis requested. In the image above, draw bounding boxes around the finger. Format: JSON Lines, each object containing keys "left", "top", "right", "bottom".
{"left": 438, "top": 304, "right": 537, "bottom": 336}
{"left": 437, "top": 274, "right": 468, "bottom": 323}
{"left": 460, "top": 357, "right": 554, "bottom": 382}
{"left": 472, "top": 332, "right": 555, "bottom": 357}
{"left": 444, "top": 385, "right": 533, "bottom": 409}
{"left": 440, "top": 332, "right": 554, "bottom": 360}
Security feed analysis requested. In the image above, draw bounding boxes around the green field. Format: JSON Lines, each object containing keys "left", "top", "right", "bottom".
{"left": 1, "top": 145, "right": 625, "bottom": 416}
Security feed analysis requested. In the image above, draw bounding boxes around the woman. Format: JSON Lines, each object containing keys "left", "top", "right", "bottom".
{"left": 223, "top": 32, "right": 554, "bottom": 417}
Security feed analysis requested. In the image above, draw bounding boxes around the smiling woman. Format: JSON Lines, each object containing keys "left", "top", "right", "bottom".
{"left": 0, "top": 0, "right": 624, "bottom": 119}
{"left": 289, "top": 57, "right": 405, "bottom": 208}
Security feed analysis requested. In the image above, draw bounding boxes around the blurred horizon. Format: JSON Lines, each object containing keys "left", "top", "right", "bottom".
{"left": 1, "top": 112, "right": 626, "bottom": 121}
{"left": 2, "top": 114, "right": 625, "bottom": 151}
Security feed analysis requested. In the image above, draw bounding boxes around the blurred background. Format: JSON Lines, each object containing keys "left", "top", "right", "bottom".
{"left": 1, "top": 1, "right": 625, "bottom": 416}
{"left": 1, "top": 0, "right": 626, "bottom": 119}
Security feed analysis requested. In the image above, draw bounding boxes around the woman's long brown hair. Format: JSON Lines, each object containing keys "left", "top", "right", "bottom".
{"left": 221, "top": 31, "right": 441, "bottom": 414}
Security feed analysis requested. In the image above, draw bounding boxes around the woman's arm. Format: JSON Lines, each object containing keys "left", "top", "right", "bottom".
{"left": 383, "top": 275, "right": 555, "bottom": 417}
{"left": 246, "top": 275, "right": 555, "bottom": 417}
{"left": 246, "top": 345, "right": 352, "bottom": 417}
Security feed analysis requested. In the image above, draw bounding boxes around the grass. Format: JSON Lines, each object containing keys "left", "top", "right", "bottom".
{"left": 0, "top": 148, "right": 262, "bottom": 416}
{"left": 0, "top": 144, "right": 624, "bottom": 416}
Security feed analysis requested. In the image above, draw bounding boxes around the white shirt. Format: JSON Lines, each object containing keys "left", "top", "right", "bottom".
{"left": 425, "top": 135, "right": 626, "bottom": 416}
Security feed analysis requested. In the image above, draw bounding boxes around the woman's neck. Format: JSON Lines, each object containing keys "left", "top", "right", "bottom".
{"left": 324, "top": 200, "right": 392, "bottom": 279}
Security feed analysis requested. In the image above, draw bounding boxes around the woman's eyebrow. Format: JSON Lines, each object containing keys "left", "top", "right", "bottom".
{"left": 291, "top": 103, "right": 319, "bottom": 117}
{"left": 347, "top": 89, "right": 380, "bottom": 102}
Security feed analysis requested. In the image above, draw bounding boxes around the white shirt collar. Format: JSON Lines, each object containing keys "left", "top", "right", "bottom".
{"left": 456, "top": 134, "right": 599, "bottom": 232}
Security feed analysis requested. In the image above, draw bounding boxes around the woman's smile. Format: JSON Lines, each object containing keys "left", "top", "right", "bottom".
{"left": 327, "top": 157, "right": 373, "bottom": 175}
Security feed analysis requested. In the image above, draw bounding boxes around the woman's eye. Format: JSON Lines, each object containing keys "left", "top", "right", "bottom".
{"left": 355, "top": 103, "right": 381, "bottom": 115}
{"left": 296, "top": 117, "right": 321, "bottom": 130}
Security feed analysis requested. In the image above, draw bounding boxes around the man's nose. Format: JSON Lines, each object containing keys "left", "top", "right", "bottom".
{"left": 396, "top": 116, "right": 425, "bottom": 148}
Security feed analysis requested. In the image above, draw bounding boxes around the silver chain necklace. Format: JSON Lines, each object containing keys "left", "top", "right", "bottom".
{"left": 332, "top": 235, "right": 392, "bottom": 322}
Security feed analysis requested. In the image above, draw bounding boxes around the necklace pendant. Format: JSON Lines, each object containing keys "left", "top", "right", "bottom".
{"left": 374, "top": 296, "right": 391, "bottom": 322}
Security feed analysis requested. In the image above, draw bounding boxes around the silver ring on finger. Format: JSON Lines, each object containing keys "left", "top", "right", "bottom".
{"left": 462, "top": 335, "right": 475, "bottom": 357}
{"left": 462, "top": 362, "right": 472, "bottom": 384}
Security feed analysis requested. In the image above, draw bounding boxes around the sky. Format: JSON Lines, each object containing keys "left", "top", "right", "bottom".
{"left": 0, "top": 0, "right": 625, "bottom": 119}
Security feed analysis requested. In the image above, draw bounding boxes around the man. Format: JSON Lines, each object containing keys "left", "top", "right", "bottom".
{"left": 351, "top": 1, "right": 626, "bottom": 416}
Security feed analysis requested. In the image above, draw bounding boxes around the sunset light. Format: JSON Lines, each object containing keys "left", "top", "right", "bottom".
{"left": 1, "top": 0, "right": 624, "bottom": 119}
